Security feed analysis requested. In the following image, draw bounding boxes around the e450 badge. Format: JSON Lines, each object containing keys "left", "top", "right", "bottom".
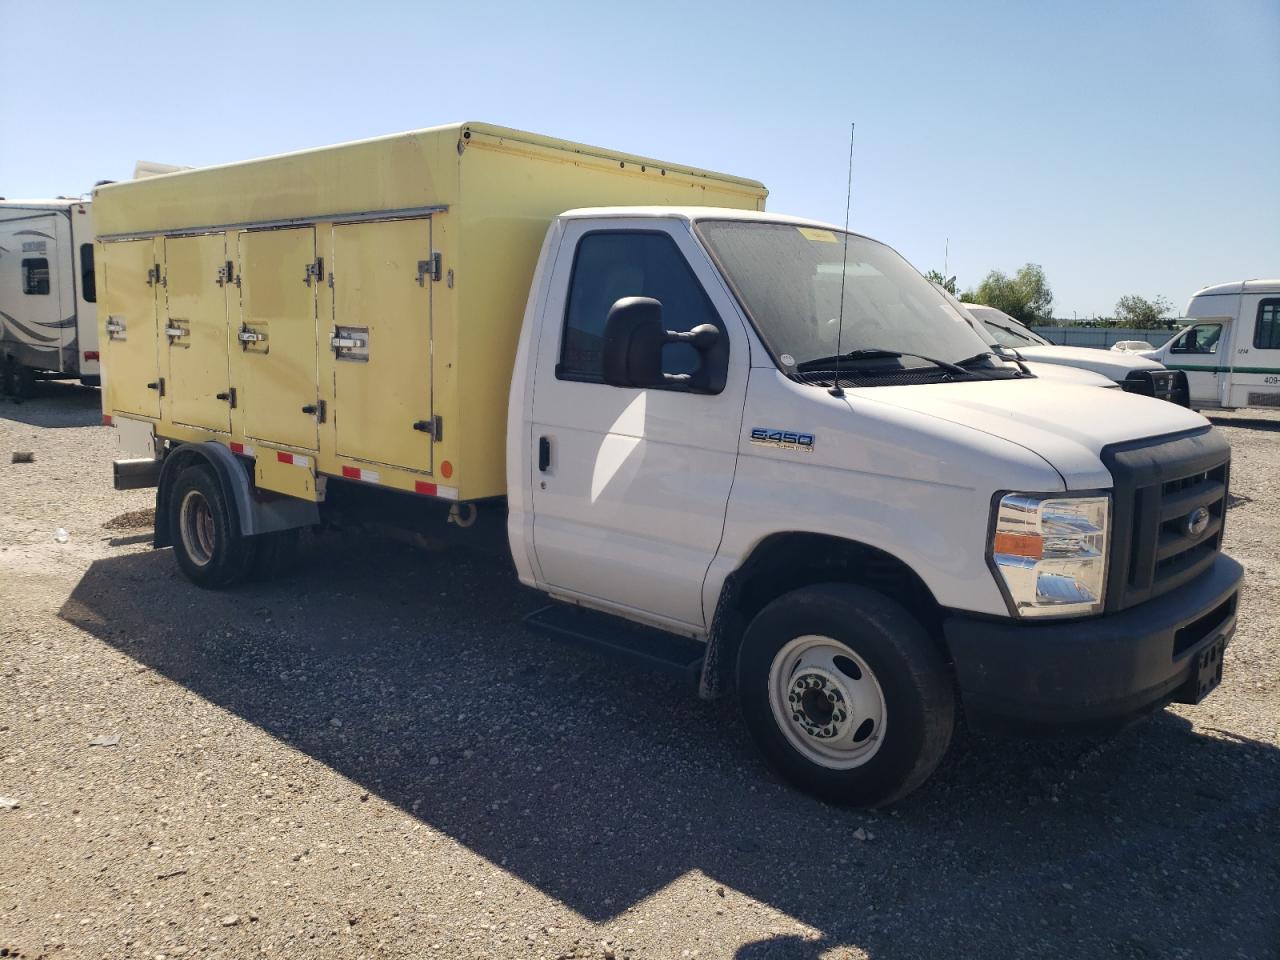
{"left": 750, "top": 427, "right": 815, "bottom": 452}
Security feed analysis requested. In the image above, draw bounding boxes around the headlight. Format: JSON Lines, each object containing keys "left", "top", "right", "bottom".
{"left": 990, "top": 494, "right": 1110, "bottom": 618}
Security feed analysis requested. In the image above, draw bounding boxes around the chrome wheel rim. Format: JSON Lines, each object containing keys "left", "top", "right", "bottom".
{"left": 767, "top": 635, "right": 887, "bottom": 769}
{"left": 179, "top": 489, "right": 216, "bottom": 567}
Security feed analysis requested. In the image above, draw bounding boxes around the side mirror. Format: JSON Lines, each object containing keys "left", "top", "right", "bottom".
{"left": 602, "top": 297, "right": 722, "bottom": 390}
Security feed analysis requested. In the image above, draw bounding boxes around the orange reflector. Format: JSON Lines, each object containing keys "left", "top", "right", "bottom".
{"left": 101, "top": 414, "right": 113, "bottom": 427}
{"left": 993, "top": 531, "right": 1043, "bottom": 559}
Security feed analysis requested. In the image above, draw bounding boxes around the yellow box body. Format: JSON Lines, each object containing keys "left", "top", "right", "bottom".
{"left": 93, "top": 122, "right": 767, "bottom": 502}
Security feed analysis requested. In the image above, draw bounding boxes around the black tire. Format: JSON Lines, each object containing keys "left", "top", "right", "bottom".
{"left": 737, "top": 583, "right": 955, "bottom": 807}
{"left": 168, "top": 465, "right": 257, "bottom": 589}
{"left": 13, "top": 363, "right": 36, "bottom": 399}
{"left": 0, "top": 355, "right": 16, "bottom": 396}
{"left": 251, "top": 528, "right": 301, "bottom": 580}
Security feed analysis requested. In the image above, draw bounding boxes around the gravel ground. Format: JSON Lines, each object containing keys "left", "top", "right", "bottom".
{"left": 1, "top": 383, "right": 1277, "bottom": 960}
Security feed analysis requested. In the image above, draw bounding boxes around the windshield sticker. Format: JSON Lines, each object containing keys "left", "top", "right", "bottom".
{"left": 796, "top": 227, "right": 838, "bottom": 243}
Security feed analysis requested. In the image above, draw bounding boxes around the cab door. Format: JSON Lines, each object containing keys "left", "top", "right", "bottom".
{"left": 236, "top": 227, "right": 320, "bottom": 451}
{"left": 330, "top": 217, "right": 433, "bottom": 473}
{"left": 99, "top": 238, "right": 161, "bottom": 418}
{"left": 161, "top": 233, "right": 231, "bottom": 431}
{"left": 1165, "top": 320, "right": 1228, "bottom": 406}
{"left": 527, "top": 221, "right": 747, "bottom": 630}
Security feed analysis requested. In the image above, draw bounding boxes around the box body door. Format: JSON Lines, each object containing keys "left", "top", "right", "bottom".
{"left": 236, "top": 227, "right": 320, "bottom": 451}
{"left": 331, "top": 217, "right": 433, "bottom": 473}
{"left": 162, "top": 233, "right": 231, "bottom": 431}
{"left": 99, "top": 238, "right": 160, "bottom": 418}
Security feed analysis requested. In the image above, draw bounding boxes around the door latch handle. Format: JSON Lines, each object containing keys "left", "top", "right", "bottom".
{"left": 146, "top": 378, "right": 165, "bottom": 396}
{"left": 216, "top": 388, "right": 237, "bottom": 408}
{"left": 538, "top": 436, "right": 551, "bottom": 472}
{"left": 412, "top": 416, "right": 442, "bottom": 440}
{"left": 301, "top": 400, "right": 327, "bottom": 423}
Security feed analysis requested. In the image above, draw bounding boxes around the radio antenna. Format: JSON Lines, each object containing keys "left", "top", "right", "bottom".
{"left": 830, "top": 122, "right": 856, "bottom": 398}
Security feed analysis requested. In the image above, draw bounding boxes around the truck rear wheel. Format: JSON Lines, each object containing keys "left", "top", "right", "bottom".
{"left": 737, "top": 583, "right": 955, "bottom": 807}
{"left": 169, "top": 465, "right": 257, "bottom": 589}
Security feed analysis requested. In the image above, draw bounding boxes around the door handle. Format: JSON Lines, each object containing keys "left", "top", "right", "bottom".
{"left": 216, "top": 389, "right": 237, "bottom": 408}
{"left": 146, "top": 378, "right": 165, "bottom": 396}
{"left": 301, "top": 400, "right": 327, "bottom": 423}
{"left": 538, "top": 436, "right": 551, "bottom": 472}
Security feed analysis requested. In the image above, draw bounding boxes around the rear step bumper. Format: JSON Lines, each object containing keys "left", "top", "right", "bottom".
{"left": 113, "top": 457, "right": 163, "bottom": 490}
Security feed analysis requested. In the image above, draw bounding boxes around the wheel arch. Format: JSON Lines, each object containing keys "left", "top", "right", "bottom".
{"left": 699, "top": 532, "right": 945, "bottom": 699}
{"left": 154, "top": 441, "right": 318, "bottom": 548}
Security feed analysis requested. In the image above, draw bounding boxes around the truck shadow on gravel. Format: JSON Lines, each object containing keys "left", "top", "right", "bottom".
{"left": 60, "top": 535, "right": 1280, "bottom": 959}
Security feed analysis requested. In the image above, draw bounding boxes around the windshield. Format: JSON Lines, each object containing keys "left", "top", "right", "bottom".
{"left": 696, "top": 221, "right": 994, "bottom": 368}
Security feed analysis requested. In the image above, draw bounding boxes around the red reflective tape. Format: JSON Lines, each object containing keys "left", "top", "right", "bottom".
{"left": 101, "top": 414, "right": 113, "bottom": 427}
{"left": 415, "top": 481, "right": 437, "bottom": 496}
{"left": 342, "top": 466, "right": 360, "bottom": 479}
{"left": 230, "top": 442, "right": 245, "bottom": 455}
{"left": 276, "top": 451, "right": 293, "bottom": 464}
{"left": 83, "top": 350, "right": 100, "bottom": 361}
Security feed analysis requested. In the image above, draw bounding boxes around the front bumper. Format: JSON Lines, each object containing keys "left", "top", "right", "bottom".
{"left": 945, "top": 553, "right": 1243, "bottom": 734}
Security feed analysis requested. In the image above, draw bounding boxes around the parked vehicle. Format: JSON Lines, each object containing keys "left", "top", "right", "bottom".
{"left": 1139, "top": 280, "right": 1280, "bottom": 410}
{"left": 94, "top": 123, "right": 1243, "bottom": 806}
{"left": 961, "top": 303, "right": 1189, "bottom": 405}
{"left": 0, "top": 199, "right": 99, "bottom": 395}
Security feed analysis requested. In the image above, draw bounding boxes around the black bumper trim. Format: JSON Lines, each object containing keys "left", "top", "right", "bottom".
{"left": 945, "top": 554, "right": 1243, "bottom": 734}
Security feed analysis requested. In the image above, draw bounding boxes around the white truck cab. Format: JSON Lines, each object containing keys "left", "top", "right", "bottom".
{"left": 1140, "top": 279, "right": 1280, "bottom": 410}
{"left": 506, "top": 208, "right": 1241, "bottom": 803}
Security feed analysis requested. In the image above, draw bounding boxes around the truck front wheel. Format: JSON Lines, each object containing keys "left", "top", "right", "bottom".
{"left": 737, "top": 583, "right": 955, "bottom": 807}
{"left": 169, "top": 465, "right": 257, "bottom": 589}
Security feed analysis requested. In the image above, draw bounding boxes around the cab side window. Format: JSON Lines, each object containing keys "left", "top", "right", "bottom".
{"left": 559, "top": 231, "right": 724, "bottom": 388}
{"left": 1255, "top": 299, "right": 1280, "bottom": 350}
{"left": 1170, "top": 323, "right": 1222, "bottom": 355}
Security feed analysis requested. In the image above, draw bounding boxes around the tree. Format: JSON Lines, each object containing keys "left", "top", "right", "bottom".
{"left": 961, "top": 263, "right": 1054, "bottom": 325}
{"left": 923, "top": 270, "right": 958, "bottom": 295}
{"left": 1114, "top": 294, "right": 1173, "bottom": 329}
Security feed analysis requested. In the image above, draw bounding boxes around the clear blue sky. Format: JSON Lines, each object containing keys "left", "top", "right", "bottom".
{"left": 2, "top": 0, "right": 1276, "bottom": 318}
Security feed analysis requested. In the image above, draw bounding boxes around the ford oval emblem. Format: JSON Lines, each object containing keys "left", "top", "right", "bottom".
{"left": 1186, "top": 506, "right": 1210, "bottom": 538}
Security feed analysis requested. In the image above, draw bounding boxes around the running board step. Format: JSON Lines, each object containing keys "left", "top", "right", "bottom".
{"left": 524, "top": 603, "right": 705, "bottom": 687}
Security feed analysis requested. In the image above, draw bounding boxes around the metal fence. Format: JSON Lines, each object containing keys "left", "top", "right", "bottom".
{"left": 1032, "top": 326, "right": 1179, "bottom": 350}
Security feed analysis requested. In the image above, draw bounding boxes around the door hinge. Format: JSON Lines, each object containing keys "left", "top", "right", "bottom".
{"left": 303, "top": 257, "right": 324, "bottom": 287}
{"left": 146, "top": 264, "right": 165, "bottom": 287}
{"left": 412, "top": 415, "right": 443, "bottom": 440}
{"left": 417, "top": 252, "right": 442, "bottom": 286}
{"left": 301, "top": 399, "right": 327, "bottom": 423}
{"left": 215, "top": 388, "right": 237, "bottom": 408}
{"left": 216, "top": 261, "right": 236, "bottom": 287}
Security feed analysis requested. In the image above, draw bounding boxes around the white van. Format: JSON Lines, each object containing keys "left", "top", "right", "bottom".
{"left": 1140, "top": 280, "right": 1280, "bottom": 410}
{"left": 0, "top": 199, "right": 100, "bottom": 396}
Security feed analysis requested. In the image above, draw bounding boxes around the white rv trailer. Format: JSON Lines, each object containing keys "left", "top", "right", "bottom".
{"left": 1140, "top": 280, "right": 1280, "bottom": 410}
{"left": 0, "top": 198, "right": 99, "bottom": 395}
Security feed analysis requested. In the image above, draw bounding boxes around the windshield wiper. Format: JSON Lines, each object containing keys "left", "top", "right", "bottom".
{"left": 795, "top": 348, "right": 971, "bottom": 377}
